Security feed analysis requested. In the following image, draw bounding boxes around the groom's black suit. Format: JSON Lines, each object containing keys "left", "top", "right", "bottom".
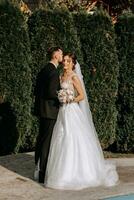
{"left": 34, "top": 62, "right": 60, "bottom": 183}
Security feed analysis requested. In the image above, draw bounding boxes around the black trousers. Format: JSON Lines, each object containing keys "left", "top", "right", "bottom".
{"left": 35, "top": 117, "right": 56, "bottom": 183}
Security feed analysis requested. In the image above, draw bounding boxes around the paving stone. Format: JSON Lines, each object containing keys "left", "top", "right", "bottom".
{"left": 0, "top": 152, "right": 134, "bottom": 200}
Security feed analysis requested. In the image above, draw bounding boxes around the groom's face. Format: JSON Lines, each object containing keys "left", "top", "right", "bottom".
{"left": 55, "top": 49, "right": 63, "bottom": 63}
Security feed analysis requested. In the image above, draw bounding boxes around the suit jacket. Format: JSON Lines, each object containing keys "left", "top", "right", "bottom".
{"left": 34, "top": 63, "right": 60, "bottom": 119}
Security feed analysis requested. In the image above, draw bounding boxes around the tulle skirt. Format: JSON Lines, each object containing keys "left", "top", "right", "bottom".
{"left": 44, "top": 103, "right": 119, "bottom": 190}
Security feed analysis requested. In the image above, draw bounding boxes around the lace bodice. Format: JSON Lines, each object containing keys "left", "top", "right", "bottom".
{"left": 61, "top": 79, "right": 74, "bottom": 91}
{"left": 60, "top": 73, "right": 77, "bottom": 96}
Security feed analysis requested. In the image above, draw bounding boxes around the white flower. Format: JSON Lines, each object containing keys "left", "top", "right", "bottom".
{"left": 57, "top": 88, "right": 74, "bottom": 104}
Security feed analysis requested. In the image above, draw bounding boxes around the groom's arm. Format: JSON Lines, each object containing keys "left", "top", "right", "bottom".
{"left": 47, "top": 70, "right": 59, "bottom": 100}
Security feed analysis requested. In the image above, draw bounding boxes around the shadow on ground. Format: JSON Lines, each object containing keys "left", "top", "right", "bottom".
{"left": 0, "top": 152, "right": 35, "bottom": 180}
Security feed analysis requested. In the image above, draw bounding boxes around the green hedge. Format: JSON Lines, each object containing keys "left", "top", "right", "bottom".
{"left": 28, "top": 8, "right": 83, "bottom": 83}
{"left": 0, "top": 0, "right": 32, "bottom": 155}
{"left": 28, "top": 8, "right": 83, "bottom": 142}
{"left": 73, "top": 10, "right": 120, "bottom": 149}
{"left": 1, "top": 3, "right": 133, "bottom": 154}
{"left": 115, "top": 12, "right": 134, "bottom": 152}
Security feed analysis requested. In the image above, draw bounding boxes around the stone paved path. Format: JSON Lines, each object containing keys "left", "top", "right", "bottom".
{"left": 0, "top": 152, "right": 134, "bottom": 200}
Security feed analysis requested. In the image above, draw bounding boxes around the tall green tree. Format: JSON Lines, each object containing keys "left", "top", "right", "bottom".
{"left": 28, "top": 8, "right": 82, "bottom": 83}
{"left": 0, "top": 0, "right": 32, "bottom": 154}
{"left": 28, "top": 8, "right": 83, "bottom": 141}
{"left": 115, "top": 11, "right": 134, "bottom": 152}
{"left": 74, "top": 10, "right": 119, "bottom": 149}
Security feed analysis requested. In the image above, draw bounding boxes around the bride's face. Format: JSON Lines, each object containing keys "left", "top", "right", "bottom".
{"left": 63, "top": 55, "right": 74, "bottom": 70}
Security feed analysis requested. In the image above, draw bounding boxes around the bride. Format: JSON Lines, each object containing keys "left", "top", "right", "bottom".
{"left": 41, "top": 53, "right": 119, "bottom": 190}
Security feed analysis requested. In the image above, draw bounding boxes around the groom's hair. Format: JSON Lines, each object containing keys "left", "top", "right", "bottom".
{"left": 47, "top": 46, "right": 62, "bottom": 60}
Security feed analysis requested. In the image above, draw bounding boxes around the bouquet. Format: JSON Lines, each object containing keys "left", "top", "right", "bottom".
{"left": 57, "top": 88, "right": 74, "bottom": 104}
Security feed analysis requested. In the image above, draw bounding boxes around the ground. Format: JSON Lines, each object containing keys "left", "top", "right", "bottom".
{"left": 0, "top": 152, "right": 134, "bottom": 200}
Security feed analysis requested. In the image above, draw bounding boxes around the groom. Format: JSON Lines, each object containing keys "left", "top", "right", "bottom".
{"left": 34, "top": 47, "right": 63, "bottom": 183}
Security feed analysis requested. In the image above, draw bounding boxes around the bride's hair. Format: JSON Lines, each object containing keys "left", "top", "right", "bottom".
{"left": 64, "top": 53, "right": 77, "bottom": 70}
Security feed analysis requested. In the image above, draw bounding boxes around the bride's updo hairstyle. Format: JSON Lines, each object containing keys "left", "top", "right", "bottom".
{"left": 64, "top": 52, "right": 77, "bottom": 70}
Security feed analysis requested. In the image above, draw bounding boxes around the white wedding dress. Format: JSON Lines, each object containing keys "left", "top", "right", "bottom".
{"left": 44, "top": 68, "right": 119, "bottom": 190}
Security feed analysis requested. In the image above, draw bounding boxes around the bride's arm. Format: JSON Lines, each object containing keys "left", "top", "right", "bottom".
{"left": 72, "top": 75, "right": 84, "bottom": 102}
